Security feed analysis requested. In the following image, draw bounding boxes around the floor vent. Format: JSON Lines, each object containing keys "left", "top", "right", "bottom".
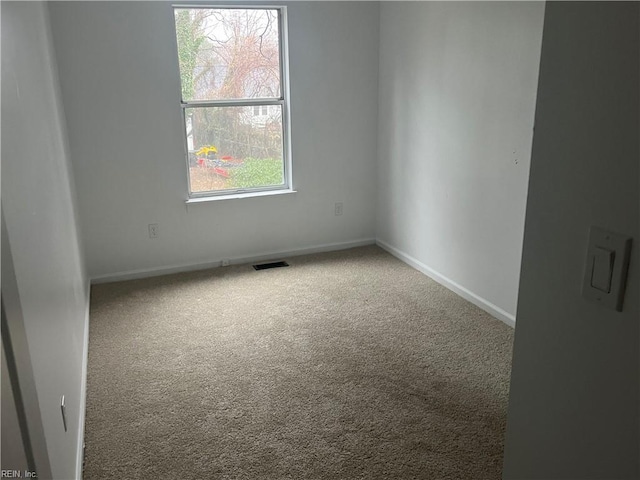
{"left": 253, "top": 261, "right": 289, "bottom": 271}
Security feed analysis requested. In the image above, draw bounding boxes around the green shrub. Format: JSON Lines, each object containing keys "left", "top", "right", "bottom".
{"left": 228, "top": 158, "right": 284, "bottom": 189}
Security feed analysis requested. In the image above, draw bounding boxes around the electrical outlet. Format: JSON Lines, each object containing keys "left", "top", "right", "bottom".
{"left": 221, "top": 259, "right": 230, "bottom": 267}
{"left": 148, "top": 223, "right": 159, "bottom": 239}
{"left": 335, "top": 202, "right": 343, "bottom": 216}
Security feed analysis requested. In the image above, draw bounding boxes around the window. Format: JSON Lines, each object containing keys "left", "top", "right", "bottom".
{"left": 174, "top": 7, "right": 290, "bottom": 197}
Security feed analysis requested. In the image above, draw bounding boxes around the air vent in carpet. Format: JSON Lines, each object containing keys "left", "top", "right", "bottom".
{"left": 253, "top": 261, "right": 289, "bottom": 271}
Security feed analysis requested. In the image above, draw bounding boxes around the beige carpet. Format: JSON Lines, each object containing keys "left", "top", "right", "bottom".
{"left": 84, "top": 245, "right": 514, "bottom": 479}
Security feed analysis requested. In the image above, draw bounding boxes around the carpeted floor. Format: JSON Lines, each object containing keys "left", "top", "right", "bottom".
{"left": 84, "top": 245, "right": 514, "bottom": 479}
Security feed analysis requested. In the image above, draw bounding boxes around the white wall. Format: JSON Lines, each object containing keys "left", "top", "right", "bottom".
{"left": 1, "top": 343, "right": 29, "bottom": 473}
{"left": 503, "top": 2, "right": 639, "bottom": 477}
{"left": 48, "top": 1, "right": 380, "bottom": 281}
{"left": 1, "top": 2, "right": 89, "bottom": 479}
{"left": 376, "top": 2, "right": 545, "bottom": 324}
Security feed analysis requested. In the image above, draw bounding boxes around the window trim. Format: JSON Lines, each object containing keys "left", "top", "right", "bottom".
{"left": 173, "top": 5, "right": 292, "bottom": 200}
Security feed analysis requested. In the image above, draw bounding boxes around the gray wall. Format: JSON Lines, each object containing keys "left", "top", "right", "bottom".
{"left": 48, "top": 1, "right": 380, "bottom": 281}
{"left": 1, "top": 2, "right": 89, "bottom": 479}
{"left": 376, "top": 2, "right": 545, "bottom": 324}
{"left": 503, "top": 2, "right": 639, "bottom": 478}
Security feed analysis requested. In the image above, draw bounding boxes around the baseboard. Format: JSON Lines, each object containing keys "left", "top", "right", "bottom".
{"left": 91, "top": 238, "right": 377, "bottom": 284}
{"left": 376, "top": 239, "right": 516, "bottom": 328}
{"left": 75, "top": 281, "right": 91, "bottom": 479}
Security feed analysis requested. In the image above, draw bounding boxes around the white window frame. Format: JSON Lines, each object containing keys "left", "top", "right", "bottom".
{"left": 173, "top": 5, "right": 293, "bottom": 200}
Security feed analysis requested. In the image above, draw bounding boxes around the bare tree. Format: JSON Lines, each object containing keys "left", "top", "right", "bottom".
{"left": 176, "top": 8, "right": 282, "bottom": 160}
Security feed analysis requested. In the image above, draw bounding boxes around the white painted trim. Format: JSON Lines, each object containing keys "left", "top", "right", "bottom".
{"left": 75, "top": 282, "right": 91, "bottom": 480}
{"left": 91, "top": 238, "right": 376, "bottom": 284}
{"left": 376, "top": 239, "right": 516, "bottom": 328}
{"left": 186, "top": 189, "right": 296, "bottom": 205}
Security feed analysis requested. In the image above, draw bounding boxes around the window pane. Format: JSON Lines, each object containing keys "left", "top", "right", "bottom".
{"left": 186, "top": 105, "right": 285, "bottom": 193}
{"left": 175, "top": 8, "right": 281, "bottom": 101}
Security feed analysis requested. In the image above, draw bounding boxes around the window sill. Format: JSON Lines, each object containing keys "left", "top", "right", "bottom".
{"left": 186, "top": 188, "right": 296, "bottom": 204}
